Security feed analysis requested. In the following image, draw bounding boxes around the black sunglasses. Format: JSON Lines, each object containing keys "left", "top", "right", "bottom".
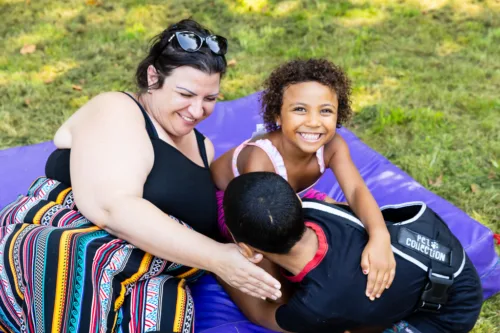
{"left": 167, "top": 31, "right": 228, "bottom": 55}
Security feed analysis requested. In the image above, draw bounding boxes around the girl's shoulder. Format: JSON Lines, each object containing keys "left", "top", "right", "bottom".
{"left": 324, "top": 133, "right": 350, "bottom": 166}
{"left": 234, "top": 133, "right": 277, "bottom": 174}
{"left": 237, "top": 142, "right": 276, "bottom": 174}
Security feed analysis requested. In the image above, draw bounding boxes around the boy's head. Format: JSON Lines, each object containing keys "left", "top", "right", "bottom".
{"left": 223, "top": 172, "right": 305, "bottom": 254}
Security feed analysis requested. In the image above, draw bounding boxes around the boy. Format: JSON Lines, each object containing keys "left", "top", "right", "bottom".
{"left": 222, "top": 172, "right": 483, "bottom": 333}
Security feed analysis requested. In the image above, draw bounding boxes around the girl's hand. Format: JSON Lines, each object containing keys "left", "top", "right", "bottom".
{"left": 213, "top": 243, "right": 282, "bottom": 300}
{"left": 361, "top": 233, "right": 396, "bottom": 300}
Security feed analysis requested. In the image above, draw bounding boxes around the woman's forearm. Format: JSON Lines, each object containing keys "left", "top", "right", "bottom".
{"left": 102, "top": 195, "right": 223, "bottom": 271}
{"left": 92, "top": 195, "right": 282, "bottom": 301}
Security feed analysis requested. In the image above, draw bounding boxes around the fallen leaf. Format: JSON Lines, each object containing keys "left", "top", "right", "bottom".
{"left": 428, "top": 174, "right": 443, "bottom": 187}
{"left": 44, "top": 77, "right": 55, "bottom": 84}
{"left": 227, "top": 59, "right": 237, "bottom": 67}
{"left": 25, "top": 0, "right": 30, "bottom": 4}
{"left": 470, "top": 184, "right": 480, "bottom": 193}
{"left": 24, "top": 99, "right": 31, "bottom": 106}
{"left": 217, "top": 94, "right": 225, "bottom": 100}
{"left": 20, "top": 44, "right": 36, "bottom": 55}
{"left": 488, "top": 171, "right": 496, "bottom": 180}
{"left": 72, "top": 84, "right": 83, "bottom": 91}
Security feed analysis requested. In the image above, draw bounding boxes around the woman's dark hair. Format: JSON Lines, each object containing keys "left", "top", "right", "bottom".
{"left": 223, "top": 172, "right": 305, "bottom": 254}
{"left": 260, "top": 59, "right": 353, "bottom": 132}
{"left": 135, "top": 19, "right": 227, "bottom": 93}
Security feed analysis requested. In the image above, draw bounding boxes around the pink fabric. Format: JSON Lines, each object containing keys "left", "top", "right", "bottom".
{"left": 300, "top": 187, "right": 328, "bottom": 201}
{"left": 232, "top": 139, "right": 288, "bottom": 180}
{"left": 231, "top": 138, "right": 326, "bottom": 179}
{"left": 216, "top": 190, "right": 232, "bottom": 241}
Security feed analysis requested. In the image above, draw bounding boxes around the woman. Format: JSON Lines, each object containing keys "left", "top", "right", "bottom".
{"left": 0, "top": 19, "right": 280, "bottom": 333}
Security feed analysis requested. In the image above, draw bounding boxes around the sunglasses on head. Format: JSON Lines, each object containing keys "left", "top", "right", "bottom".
{"left": 167, "top": 31, "right": 228, "bottom": 55}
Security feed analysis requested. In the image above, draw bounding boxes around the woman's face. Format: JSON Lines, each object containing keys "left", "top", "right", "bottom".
{"left": 148, "top": 66, "right": 220, "bottom": 138}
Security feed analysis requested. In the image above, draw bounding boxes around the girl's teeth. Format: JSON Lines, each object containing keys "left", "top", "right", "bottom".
{"left": 300, "top": 133, "right": 320, "bottom": 141}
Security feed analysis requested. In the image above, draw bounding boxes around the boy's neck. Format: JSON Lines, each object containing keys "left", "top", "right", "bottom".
{"left": 266, "top": 226, "right": 319, "bottom": 276}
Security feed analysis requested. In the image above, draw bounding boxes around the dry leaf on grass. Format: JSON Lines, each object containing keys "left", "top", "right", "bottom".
{"left": 24, "top": 99, "right": 31, "bottom": 106}
{"left": 488, "top": 171, "right": 496, "bottom": 180}
{"left": 227, "top": 59, "right": 237, "bottom": 67}
{"left": 217, "top": 94, "right": 225, "bottom": 100}
{"left": 428, "top": 174, "right": 443, "bottom": 187}
{"left": 86, "top": 0, "right": 102, "bottom": 6}
{"left": 20, "top": 44, "right": 36, "bottom": 55}
{"left": 72, "top": 85, "right": 83, "bottom": 91}
{"left": 470, "top": 184, "right": 480, "bottom": 193}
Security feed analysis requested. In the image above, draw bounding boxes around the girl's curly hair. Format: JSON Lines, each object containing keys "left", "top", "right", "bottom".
{"left": 260, "top": 59, "right": 352, "bottom": 132}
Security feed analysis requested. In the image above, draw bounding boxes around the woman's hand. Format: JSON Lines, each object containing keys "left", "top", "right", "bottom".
{"left": 361, "top": 232, "right": 396, "bottom": 301}
{"left": 213, "top": 243, "right": 282, "bottom": 300}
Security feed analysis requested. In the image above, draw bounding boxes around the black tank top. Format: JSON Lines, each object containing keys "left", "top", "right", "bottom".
{"left": 45, "top": 92, "right": 219, "bottom": 240}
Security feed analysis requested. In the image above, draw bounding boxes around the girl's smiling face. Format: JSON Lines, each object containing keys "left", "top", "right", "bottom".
{"left": 277, "top": 81, "right": 339, "bottom": 154}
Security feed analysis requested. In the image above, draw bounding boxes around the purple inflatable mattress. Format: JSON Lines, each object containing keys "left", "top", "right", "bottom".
{"left": 0, "top": 92, "right": 498, "bottom": 333}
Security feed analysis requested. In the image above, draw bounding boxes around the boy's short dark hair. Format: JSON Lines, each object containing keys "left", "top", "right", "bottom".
{"left": 223, "top": 172, "right": 305, "bottom": 254}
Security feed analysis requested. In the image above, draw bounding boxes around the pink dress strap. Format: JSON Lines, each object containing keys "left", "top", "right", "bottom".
{"left": 232, "top": 139, "right": 288, "bottom": 180}
{"left": 232, "top": 138, "right": 326, "bottom": 183}
{"left": 231, "top": 139, "right": 251, "bottom": 177}
{"left": 316, "top": 146, "right": 326, "bottom": 173}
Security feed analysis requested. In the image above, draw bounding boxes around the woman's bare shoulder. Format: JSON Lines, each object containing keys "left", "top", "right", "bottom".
{"left": 54, "top": 92, "right": 145, "bottom": 148}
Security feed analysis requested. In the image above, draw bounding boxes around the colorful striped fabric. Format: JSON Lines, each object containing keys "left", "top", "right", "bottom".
{"left": 0, "top": 177, "right": 202, "bottom": 333}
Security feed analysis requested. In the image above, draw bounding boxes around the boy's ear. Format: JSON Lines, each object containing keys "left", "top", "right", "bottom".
{"left": 237, "top": 242, "right": 264, "bottom": 264}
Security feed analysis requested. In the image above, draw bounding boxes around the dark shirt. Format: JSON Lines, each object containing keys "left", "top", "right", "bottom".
{"left": 45, "top": 92, "right": 219, "bottom": 240}
{"left": 275, "top": 201, "right": 427, "bottom": 333}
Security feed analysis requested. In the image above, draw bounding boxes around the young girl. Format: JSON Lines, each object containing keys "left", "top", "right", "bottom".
{"left": 211, "top": 59, "right": 396, "bottom": 300}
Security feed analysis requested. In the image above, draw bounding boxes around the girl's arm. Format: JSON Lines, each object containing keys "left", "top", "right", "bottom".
{"left": 326, "top": 134, "right": 396, "bottom": 300}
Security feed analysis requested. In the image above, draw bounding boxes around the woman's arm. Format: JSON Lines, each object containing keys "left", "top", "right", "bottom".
{"left": 67, "top": 92, "right": 281, "bottom": 300}
{"left": 326, "top": 134, "right": 396, "bottom": 300}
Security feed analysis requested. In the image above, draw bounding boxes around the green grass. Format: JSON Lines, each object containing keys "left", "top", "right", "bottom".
{"left": 1, "top": 0, "right": 499, "bottom": 331}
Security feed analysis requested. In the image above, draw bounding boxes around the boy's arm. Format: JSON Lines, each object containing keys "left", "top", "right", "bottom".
{"left": 217, "top": 258, "right": 295, "bottom": 332}
{"left": 219, "top": 274, "right": 373, "bottom": 333}
{"left": 218, "top": 277, "right": 291, "bottom": 332}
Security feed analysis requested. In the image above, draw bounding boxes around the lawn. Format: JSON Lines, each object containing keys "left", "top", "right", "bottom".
{"left": 1, "top": 0, "right": 499, "bottom": 331}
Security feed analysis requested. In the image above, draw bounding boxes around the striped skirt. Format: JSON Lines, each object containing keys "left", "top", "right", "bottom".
{"left": 0, "top": 177, "right": 202, "bottom": 333}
